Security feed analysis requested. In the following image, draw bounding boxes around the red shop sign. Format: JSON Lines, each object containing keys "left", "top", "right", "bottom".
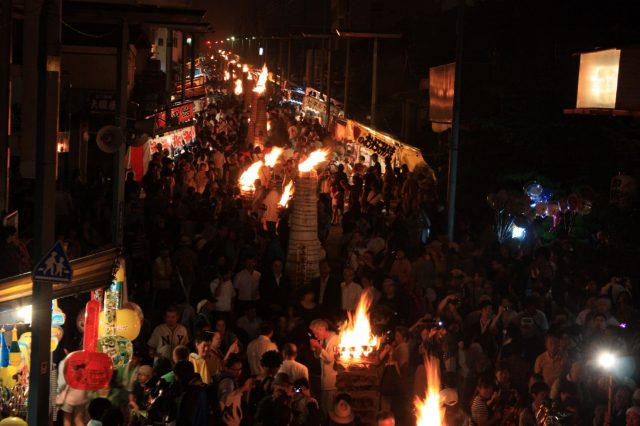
{"left": 155, "top": 102, "right": 195, "bottom": 128}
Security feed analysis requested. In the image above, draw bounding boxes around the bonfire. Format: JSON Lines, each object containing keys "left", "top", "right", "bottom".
{"left": 336, "top": 292, "right": 380, "bottom": 366}
{"left": 415, "top": 357, "right": 443, "bottom": 426}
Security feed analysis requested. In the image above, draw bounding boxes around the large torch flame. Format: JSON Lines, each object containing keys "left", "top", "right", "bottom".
{"left": 264, "top": 147, "right": 283, "bottom": 168}
{"left": 234, "top": 79, "right": 243, "bottom": 95}
{"left": 253, "top": 64, "right": 268, "bottom": 94}
{"left": 238, "top": 160, "right": 264, "bottom": 192}
{"left": 415, "top": 357, "right": 443, "bottom": 426}
{"left": 298, "top": 149, "right": 328, "bottom": 173}
{"left": 278, "top": 181, "right": 294, "bottom": 207}
{"left": 336, "top": 291, "right": 379, "bottom": 365}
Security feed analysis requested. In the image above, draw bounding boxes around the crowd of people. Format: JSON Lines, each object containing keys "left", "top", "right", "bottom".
{"left": 1, "top": 62, "right": 639, "bottom": 426}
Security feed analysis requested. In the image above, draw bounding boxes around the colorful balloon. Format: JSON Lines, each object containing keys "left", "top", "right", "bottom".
{"left": 524, "top": 181, "right": 543, "bottom": 200}
{"left": 52, "top": 299, "right": 66, "bottom": 327}
{"left": 0, "top": 330, "right": 9, "bottom": 367}
{"left": 97, "top": 309, "right": 141, "bottom": 341}
{"left": 122, "top": 302, "right": 144, "bottom": 323}
{"left": 64, "top": 300, "right": 113, "bottom": 391}
{"left": 97, "top": 336, "right": 133, "bottom": 369}
{"left": 9, "top": 328, "right": 21, "bottom": 368}
{"left": 535, "top": 202, "right": 548, "bottom": 217}
{"left": 0, "top": 417, "right": 28, "bottom": 426}
{"left": 0, "top": 365, "right": 18, "bottom": 387}
{"left": 17, "top": 333, "right": 31, "bottom": 372}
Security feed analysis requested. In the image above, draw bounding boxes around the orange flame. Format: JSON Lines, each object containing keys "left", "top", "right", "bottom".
{"left": 415, "top": 357, "right": 443, "bottom": 426}
{"left": 298, "top": 149, "right": 328, "bottom": 173}
{"left": 234, "top": 79, "right": 243, "bottom": 95}
{"left": 278, "top": 181, "right": 294, "bottom": 207}
{"left": 238, "top": 160, "right": 263, "bottom": 192}
{"left": 243, "top": 64, "right": 249, "bottom": 73}
{"left": 336, "top": 292, "right": 379, "bottom": 364}
{"left": 264, "top": 147, "right": 283, "bottom": 167}
{"left": 224, "top": 71, "right": 230, "bottom": 81}
{"left": 253, "top": 64, "right": 268, "bottom": 94}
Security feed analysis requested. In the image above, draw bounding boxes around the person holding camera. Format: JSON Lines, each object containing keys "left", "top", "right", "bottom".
{"left": 291, "top": 378, "right": 320, "bottom": 426}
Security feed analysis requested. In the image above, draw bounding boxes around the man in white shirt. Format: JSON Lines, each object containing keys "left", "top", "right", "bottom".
{"left": 246, "top": 322, "right": 278, "bottom": 376}
{"left": 148, "top": 306, "right": 190, "bottom": 361}
{"left": 309, "top": 319, "right": 340, "bottom": 415}
{"left": 340, "top": 267, "right": 362, "bottom": 312}
{"left": 234, "top": 257, "right": 261, "bottom": 312}
{"left": 261, "top": 185, "right": 281, "bottom": 236}
{"left": 278, "top": 343, "right": 309, "bottom": 383}
{"left": 210, "top": 266, "right": 235, "bottom": 314}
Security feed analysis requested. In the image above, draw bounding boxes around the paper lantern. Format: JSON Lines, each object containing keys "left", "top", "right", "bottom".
{"left": 0, "top": 330, "right": 9, "bottom": 367}
{"left": 9, "top": 328, "right": 21, "bottom": 367}
{"left": 0, "top": 417, "right": 27, "bottom": 426}
{"left": 98, "top": 309, "right": 141, "bottom": 341}
{"left": 97, "top": 336, "right": 133, "bottom": 369}
{"left": 64, "top": 300, "right": 113, "bottom": 391}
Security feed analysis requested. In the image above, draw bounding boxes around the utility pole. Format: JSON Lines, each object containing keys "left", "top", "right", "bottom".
{"left": 335, "top": 31, "right": 401, "bottom": 126}
{"left": 343, "top": 37, "right": 350, "bottom": 117}
{"left": 29, "top": 0, "right": 61, "bottom": 421}
{"left": 447, "top": 0, "right": 465, "bottom": 242}
{"left": 326, "top": 38, "right": 332, "bottom": 125}
{"left": 286, "top": 37, "right": 292, "bottom": 82}
{"left": 371, "top": 37, "right": 378, "bottom": 127}
{"left": 112, "top": 20, "right": 128, "bottom": 246}
{"left": 190, "top": 33, "right": 196, "bottom": 86}
{"left": 0, "top": 0, "right": 11, "bottom": 214}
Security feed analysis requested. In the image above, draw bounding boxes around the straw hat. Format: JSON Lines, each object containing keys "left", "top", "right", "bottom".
{"left": 329, "top": 399, "right": 354, "bottom": 424}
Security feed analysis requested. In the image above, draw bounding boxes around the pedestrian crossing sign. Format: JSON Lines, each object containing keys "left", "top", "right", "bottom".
{"left": 32, "top": 241, "right": 73, "bottom": 283}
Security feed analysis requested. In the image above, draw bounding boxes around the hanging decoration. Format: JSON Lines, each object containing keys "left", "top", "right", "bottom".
{"left": 63, "top": 298, "right": 113, "bottom": 390}
{"left": 98, "top": 283, "right": 133, "bottom": 369}
{"left": 0, "top": 330, "right": 9, "bottom": 368}
{"left": 97, "top": 307, "right": 141, "bottom": 342}
{"left": 8, "top": 329, "right": 20, "bottom": 369}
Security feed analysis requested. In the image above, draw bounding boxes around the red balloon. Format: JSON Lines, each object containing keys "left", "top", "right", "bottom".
{"left": 64, "top": 300, "right": 113, "bottom": 391}
{"left": 63, "top": 350, "right": 113, "bottom": 391}
{"left": 84, "top": 300, "right": 100, "bottom": 352}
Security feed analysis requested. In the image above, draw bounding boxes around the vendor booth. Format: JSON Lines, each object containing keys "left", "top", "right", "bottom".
{"left": 334, "top": 118, "right": 432, "bottom": 173}
{"left": 0, "top": 248, "right": 135, "bottom": 422}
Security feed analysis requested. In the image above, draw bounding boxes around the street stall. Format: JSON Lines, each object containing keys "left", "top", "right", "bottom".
{"left": 0, "top": 248, "right": 132, "bottom": 422}
{"left": 334, "top": 119, "right": 432, "bottom": 173}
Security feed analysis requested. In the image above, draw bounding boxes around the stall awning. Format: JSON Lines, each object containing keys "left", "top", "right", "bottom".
{"left": 0, "top": 248, "right": 119, "bottom": 305}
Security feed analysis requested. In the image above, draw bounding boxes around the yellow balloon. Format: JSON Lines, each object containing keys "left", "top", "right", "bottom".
{"left": 98, "top": 308, "right": 141, "bottom": 341}
{"left": 0, "top": 417, "right": 27, "bottom": 426}
{"left": 0, "top": 418, "right": 25, "bottom": 426}
{"left": 0, "top": 365, "right": 18, "bottom": 388}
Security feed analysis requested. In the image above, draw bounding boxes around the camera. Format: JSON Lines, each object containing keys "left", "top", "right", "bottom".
{"left": 293, "top": 386, "right": 302, "bottom": 393}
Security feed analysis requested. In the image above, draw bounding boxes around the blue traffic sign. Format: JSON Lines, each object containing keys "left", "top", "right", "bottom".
{"left": 32, "top": 241, "right": 73, "bottom": 283}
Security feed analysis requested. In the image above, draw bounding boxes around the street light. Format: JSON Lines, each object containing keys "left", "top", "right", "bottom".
{"left": 186, "top": 37, "right": 192, "bottom": 45}
{"left": 598, "top": 351, "right": 617, "bottom": 423}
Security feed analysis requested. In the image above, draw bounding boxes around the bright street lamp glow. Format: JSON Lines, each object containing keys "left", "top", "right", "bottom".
{"left": 259, "top": 47, "right": 264, "bottom": 56}
{"left": 598, "top": 352, "right": 616, "bottom": 370}
{"left": 186, "top": 37, "right": 192, "bottom": 45}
